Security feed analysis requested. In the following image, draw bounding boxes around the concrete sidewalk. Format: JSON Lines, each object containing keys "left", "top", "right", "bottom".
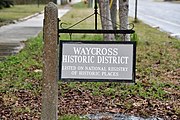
{"left": 0, "top": 0, "right": 81, "bottom": 59}
{"left": 0, "top": 8, "right": 69, "bottom": 44}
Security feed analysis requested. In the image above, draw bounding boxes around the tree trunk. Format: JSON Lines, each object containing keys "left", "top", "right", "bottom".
{"left": 99, "top": 0, "right": 115, "bottom": 41}
{"left": 110, "top": 0, "right": 117, "bottom": 30}
{"left": 119, "top": 0, "right": 130, "bottom": 41}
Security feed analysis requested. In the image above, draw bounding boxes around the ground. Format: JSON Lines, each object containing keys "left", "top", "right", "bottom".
{"left": 0, "top": 2, "right": 180, "bottom": 120}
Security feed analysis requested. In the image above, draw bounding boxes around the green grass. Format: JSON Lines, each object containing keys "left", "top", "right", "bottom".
{"left": 59, "top": 115, "right": 87, "bottom": 120}
{"left": 0, "top": 34, "right": 43, "bottom": 93}
{"left": 0, "top": 4, "right": 45, "bottom": 26}
{"left": 70, "top": 2, "right": 88, "bottom": 8}
{"left": 59, "top": 2, "right": 180, "bottom": 101}
{"left": 0, "top": 2, "right": 180, "bottom": 119}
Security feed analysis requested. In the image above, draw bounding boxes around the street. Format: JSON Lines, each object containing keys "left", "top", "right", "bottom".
{"left": 129, "top": 0, "right": 180, "bottom": 38}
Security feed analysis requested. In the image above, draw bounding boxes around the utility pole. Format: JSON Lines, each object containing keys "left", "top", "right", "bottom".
{"left": 37, "top": 0, "right": 39, "bottom": 8}
{"left": 135, "top": 0, "right": 138, "bottom": 22}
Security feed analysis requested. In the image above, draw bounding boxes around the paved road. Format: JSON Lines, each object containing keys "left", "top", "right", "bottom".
{"left": 129, "top": 0, "right": 180, "bottom": 39}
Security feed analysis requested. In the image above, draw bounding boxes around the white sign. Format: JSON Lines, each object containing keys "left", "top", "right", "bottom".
{"left": 60, "top": 41, "right": 136, "bottom": 82}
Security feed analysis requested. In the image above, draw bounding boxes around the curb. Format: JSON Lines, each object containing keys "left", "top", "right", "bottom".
{"left": 17, "top": 11, "right": 44, "bottom": 22}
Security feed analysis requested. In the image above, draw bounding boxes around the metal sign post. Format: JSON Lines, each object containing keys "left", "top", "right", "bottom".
{"left": 58, "top": 0, "right": 136, "bottom": 82}
{"left": 59, "top": 0, "right": 135, "bottom": 34}
{"left": 135, "top": 0, "right": 138, "bottom": 22}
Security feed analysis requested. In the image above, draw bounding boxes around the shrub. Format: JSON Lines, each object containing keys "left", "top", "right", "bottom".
{"left": 0, "top": 0, "right": 14, "bottom": 9}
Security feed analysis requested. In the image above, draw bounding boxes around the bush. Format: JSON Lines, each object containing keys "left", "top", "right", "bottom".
{"left": 0, "top": 0, "right": 14, "bottom": 9}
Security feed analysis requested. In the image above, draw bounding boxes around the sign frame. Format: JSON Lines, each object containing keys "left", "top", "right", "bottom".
{"left": 59, "top": 40, "right": 136, "bottom": 83}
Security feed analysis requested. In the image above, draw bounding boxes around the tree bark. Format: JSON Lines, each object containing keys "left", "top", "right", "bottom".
{"left": 110, "top": 0, "right": 117, "bottom": 30}
{"left": 119, "top": 0, "right": 130, "bottom": 41}
{"left": 99, "top": 0, "right": 115, "bottom": 41}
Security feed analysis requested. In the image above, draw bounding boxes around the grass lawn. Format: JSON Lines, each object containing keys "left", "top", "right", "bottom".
{"left": 0, "top": 2, "right": 180, "bottom": 120}
{"left": 0, "top": 4, "right": 45, "bottom": 26}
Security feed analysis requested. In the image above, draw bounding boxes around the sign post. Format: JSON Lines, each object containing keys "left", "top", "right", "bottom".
{"left": 41, "top": 1, "right": 136, "bottom": 119}
{"left": 41, "top": 2, "right": 58, "bottom": 120}
{"left": 135, "top": 0, "right": 138, "bottom": 22}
